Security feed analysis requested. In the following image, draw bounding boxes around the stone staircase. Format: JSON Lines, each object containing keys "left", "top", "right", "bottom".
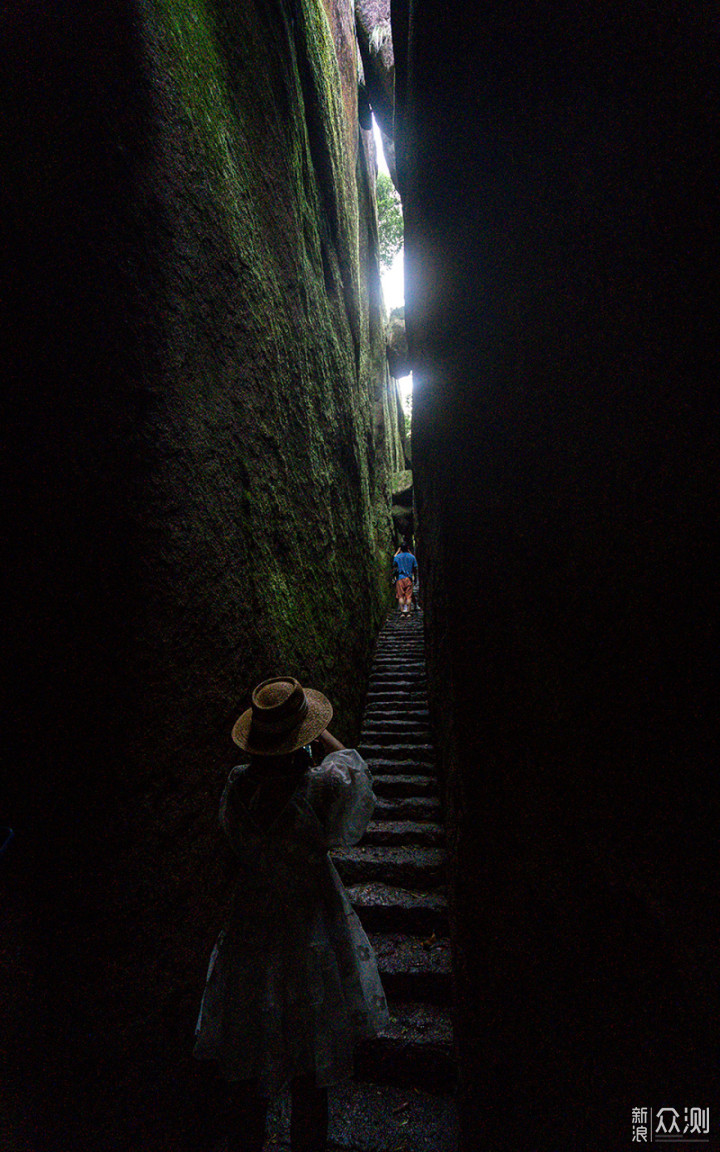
{"left": 332, "top": 609, "right": 455, "bottom": 1099}
{"left": 264, "top": 609, "right": 457, "bottom": 1149}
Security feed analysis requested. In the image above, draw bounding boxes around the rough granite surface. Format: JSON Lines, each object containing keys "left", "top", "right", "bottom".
{"left": 1, "top": 1, "right": 405, "bottom": 1148}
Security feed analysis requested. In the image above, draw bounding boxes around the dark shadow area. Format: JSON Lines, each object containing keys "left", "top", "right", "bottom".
{"left": 394, "top": 2, "right": 719, "bottom": 1147}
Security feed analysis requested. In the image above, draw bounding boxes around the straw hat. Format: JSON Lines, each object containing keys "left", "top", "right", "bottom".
{"left": 231, "top": 676, "right": 333, "bottom": 756}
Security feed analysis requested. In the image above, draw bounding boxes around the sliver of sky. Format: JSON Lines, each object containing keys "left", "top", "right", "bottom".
{"left": 372, "top": 115, "right": 412, "bottom": 409}
{"left": 372, "top": 115, "right": 404, "bottom": 316}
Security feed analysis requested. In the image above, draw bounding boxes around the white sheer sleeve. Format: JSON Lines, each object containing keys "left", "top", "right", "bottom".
{"left": 307, "top": 749, "right": 375, "bottom": 847}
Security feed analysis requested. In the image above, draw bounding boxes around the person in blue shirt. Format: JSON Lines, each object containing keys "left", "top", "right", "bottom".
{"left": 392, "top": 542, "right": 418, "bottom": 614}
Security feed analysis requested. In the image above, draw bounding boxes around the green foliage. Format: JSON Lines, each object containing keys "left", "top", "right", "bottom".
{"left": 376, "top": 171, "right": 403, "bottom": 271}
{"left": 402, "top": 387, "right": 412, "bottom": 440}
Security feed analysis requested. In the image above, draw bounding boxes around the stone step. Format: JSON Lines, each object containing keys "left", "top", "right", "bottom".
{"left": 360, "top": 742, "right": 435, "bottom": 761}
{"left": 362, "top": 715, "right": 431, "bottom": 729}
{"left": 368, "top": 672, "right": 423, "bottom": 681}
{"left": 366, "top": 681, "right": 427, "bottom": 691}
{"left": 364, "top": 691, "right": 426, "bottom": 700}
{"left": 367, "top": 674, "right": 426, "bottom": 686}
{"left": 365, "top": 702, "right": 429, "bottom": 715}
{"left": 364, "top": 723, "right": 431, "bottom": 737}
{"left": 373, "top": 795, "right": 441, "bottom": 821}
{"left": 372, "top": 654, "right": 425, "bottom": 664}
{"left": 362, "top": 737, "right": 434, "bottom": 756}
{"left": 370, "top": 932, "right": 452, "bottom": 1004}
{"left": 374, "top": 640, "right": 425, "bottom": 649}
{"left": 367, "top": 757, "right": 435, "bottom": 777}
{"left": 369, "top": 653, "right": 424, "bottom": 663}
{"left": 354, "top": 1001, "right": 454, "bottom": 1094}
{"left": 370, "top": 666, "right": 425, "bottom": 674}
{"left": 361, "top": 726, "right": 433, "bottom": 744}
{"left": 363, "top": 820, "right": 445, "bottom": 847}
{"left": 363, "top": 705, "right": 430, "bottom": 719}
{"left": 348, "top": 881, "right": 448, "bottom": 935}
{"left": 368, "top": 677, "right": 423, "bottom": 686}
{"left": 332, "top": 844, "right": 445, "bottom": 888}
{"left": 371, "top": 659, "right": 426, "bottom": 670}
{"left": 369, "top": 671, "right": 427, "bottom": 685}
{"left": 370, "top": 661, "right": 426, "bottom": 672}
{"left": 364, "top": 691, "right": 428, "bottom": 706}
{"left": 364, "top": 723, "right": 432, "bottom": 738}
{"left": 264, "top": 1078, "right": 457, "bottom": 1150}
{"left": 371, "top": 774, "right": 438, "bottom": 798}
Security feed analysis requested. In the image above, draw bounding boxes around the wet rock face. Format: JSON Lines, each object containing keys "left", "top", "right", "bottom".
{"left": 1, "top": 0, "right": 402, "bottom": 1146}
{"left": 355, "top": 0, "right": 396, "bottom": 182}
{"left": 386, "top": 307, "right": 410, "bottom": 379}
{"left": 396, "top": 3, "right": 719, "bottom": 1149}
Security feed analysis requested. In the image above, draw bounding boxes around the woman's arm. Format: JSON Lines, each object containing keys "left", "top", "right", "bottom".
{"left": 318, "top": 728, "right": 345, "bottom": 753}
{"left": 312, "top": 728, "right": 345, "bottom": 759}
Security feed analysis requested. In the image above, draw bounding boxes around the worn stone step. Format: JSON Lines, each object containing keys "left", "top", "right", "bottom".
{"left": 361, "top": 727, "right": 433, "bottom": 746}
{"left": 366, "top": 681, "right": 427, "bottom": 691}
{"left": 367, "top": 683, "right": 427, "bottom": 697}
{"left": 364, "top": 691, "right": 426, "bottom": 700}
{"left": 348, "top": 881, "right": 448, "bottom": 935}
{"left": 368, "top": 663, "right": 423, "bottom": 672}
{"left": 371, "top": 775, "right": 438, "bottom": 799}
{"left": 364, "top": 723, "right": 432, "bottom": 738}
{"left": 370, "top": 932, "right": 452, "bottom": 1004}
{"left": 369, "top": 673, "right": 425, "bottom": 681}
{"left": 360, "top": 742, "right": 435, "bottom": 762}
{"left": 365, "top": 701, "right": 428, "bottom": 714}
{"left": 373, "top": 650, "right": 425, "bottom": 656}
{"left": 354, "top": 1002, "right": 455, "bottom": 1093}
{"left": 332, "top": 844, "right": 445, "bottom": 888}
{"left": 373, "top": 645, "right": 425, "bottom": 654}
{"left": 364, "top": 738, "right": 434, "bottom": 753}
{"left": 364, "top": 723, "right": 431, "bottom": 738}
{"left": 369, "top": 671, "right": 427, "bottom": 684}
{"left": 364, "top": 677, "right": 426, "bottom": 686}
{"left": 363, "top": 705, "right": 430, "bottom": 719}
{"left": 372, "top": 636, "right": 425, "bottom": 645}
{"left": 370, "top": 654, "right": 426, "bottom": 663}
{"left": 363, "top": 820, "right": 445, "bottom": 846}
{"left": 264, "top": 1077, "right": 457, "bottom": 1150}
{"left": 364, "top": 691, "right": 428, "bottom": 706}
{"left": 362, "top": 715, "right": 431, "bottom": 729}
{"left": 366, "top": 757, "right": 435, "bottom": 777}
{"left": 371, "top": 660, "right": 426, "bottom": 672}
{"left": 373, "top": 794, "right": 441, "bottom": 821}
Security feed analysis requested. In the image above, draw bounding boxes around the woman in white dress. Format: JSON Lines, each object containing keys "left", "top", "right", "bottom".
{"left": 194, "top": 676, "right": 388, "bottom": 1152}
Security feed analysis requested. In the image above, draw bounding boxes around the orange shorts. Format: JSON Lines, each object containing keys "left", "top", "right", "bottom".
{"left": 395, "top": 576, "right": 413, "bottom": 605}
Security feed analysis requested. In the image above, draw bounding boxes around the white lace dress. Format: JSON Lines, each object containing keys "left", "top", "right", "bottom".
{"left": 193, "top": 750, "right": 389, "bottom": 1094}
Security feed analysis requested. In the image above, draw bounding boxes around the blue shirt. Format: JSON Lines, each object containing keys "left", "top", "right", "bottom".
{"left": 394, "top": 551, "right": 417, "bottom": 580}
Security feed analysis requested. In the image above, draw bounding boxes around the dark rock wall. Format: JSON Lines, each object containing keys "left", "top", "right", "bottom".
{"left": 0, "top": 1, "right": 401, "bottom": 1146}
{"left": 395, "top": 3, "right": 719, "bottom": 1148}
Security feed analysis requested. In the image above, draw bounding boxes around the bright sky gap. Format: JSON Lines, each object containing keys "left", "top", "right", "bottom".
{"left": 372, "top": 115, "right": 412, "bottom": 409}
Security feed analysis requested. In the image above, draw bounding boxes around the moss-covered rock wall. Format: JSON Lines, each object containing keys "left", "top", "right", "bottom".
{"left": 0, "top": 1, "right": 402, "bottom": 1146}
